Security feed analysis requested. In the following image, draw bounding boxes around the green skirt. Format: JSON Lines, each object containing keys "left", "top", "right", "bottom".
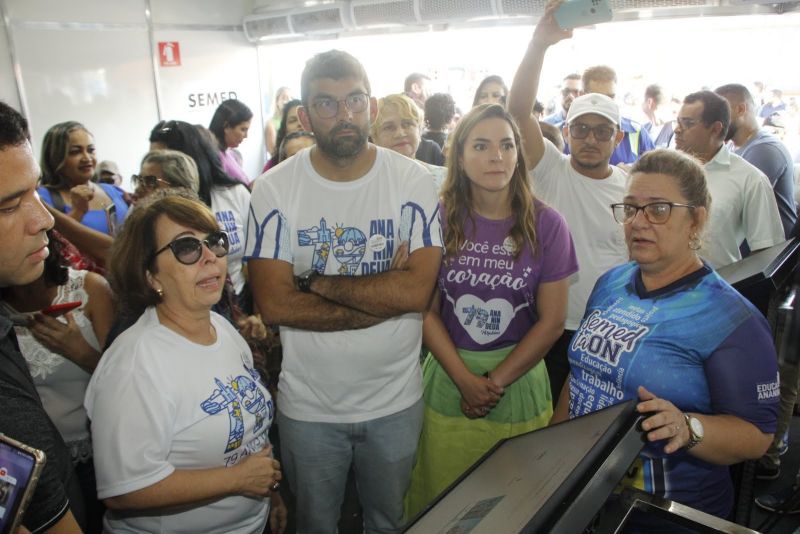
{"left": 404, "top": 345, "right": 552, "bottom": 519}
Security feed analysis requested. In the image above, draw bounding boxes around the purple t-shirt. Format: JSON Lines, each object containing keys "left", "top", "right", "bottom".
{"left": 439, "top": 200, "right": 578, "bottom": 351}
{"left": 219, "top": 148, "right": 251, "bottom": 186}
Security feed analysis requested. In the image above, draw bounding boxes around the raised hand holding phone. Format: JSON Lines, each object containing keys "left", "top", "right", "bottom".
{"left": 534, "top": 0, "right": 575, "bottom": 48}
{"left": 554, "top": 0, "right": 613, "bottom": 29}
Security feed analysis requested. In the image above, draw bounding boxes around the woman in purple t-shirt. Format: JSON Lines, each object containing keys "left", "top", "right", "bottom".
{"left": 405, "top": 104, "right": 579, "bottom": 515}
{"left": 209, "top": 99, "right": 253, "bottom": 186}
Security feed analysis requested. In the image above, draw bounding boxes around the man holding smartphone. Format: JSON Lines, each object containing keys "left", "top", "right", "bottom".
{"left": 0, "top": 101, "right": 84, "bottom": 533}
{"left": 507, "top": 0, "right": 629, "bottom": 401}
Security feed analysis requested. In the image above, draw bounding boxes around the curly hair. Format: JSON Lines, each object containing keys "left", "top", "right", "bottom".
{"left": 424, "top": 93, "right": 456, "bottom": 131}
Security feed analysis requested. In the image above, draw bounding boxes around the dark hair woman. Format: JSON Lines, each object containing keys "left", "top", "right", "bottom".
{"left": 263, "top": 99, "right": 303, "bottom": 172}
{"left": 208, "top": 99, "right": 254, "bottom": 186}
{"left": 39, "top": 121, "right": 128, "bottom": 237}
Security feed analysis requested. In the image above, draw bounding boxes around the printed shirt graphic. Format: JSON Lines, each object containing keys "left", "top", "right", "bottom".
{"left": 567, "top": 262, "right": 779, "bottom": 517}
{"left": 85, "top": 308, "right": 273, "bottom": 533}
{"left": 439, "top": 201, "right": 578, "bottom": 350}
{"left": 211, "top": 184, "right": 251, "bottom": 294}
{"left": 244, "top": 147, "right": 443, "bottom": 423}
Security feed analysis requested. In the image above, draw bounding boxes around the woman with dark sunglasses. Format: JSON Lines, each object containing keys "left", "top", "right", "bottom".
{"left": 131, "top": 149, "right": 199, "bottom": 202}
{"left": 146, "top": 124, "right": 252, "bottom": 307}
{"left": 85, "top": 195, "right": 287, "bottom": 532}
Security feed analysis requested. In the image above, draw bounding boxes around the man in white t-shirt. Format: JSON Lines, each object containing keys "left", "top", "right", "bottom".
{"left": 673, "top": 90, "right": 783, "bottom": 269}
{"left": 507, "top": 2, "right": 630, "bottom": 401}
{"left": 245, "top": 50, "right": 442, "bottom": 533}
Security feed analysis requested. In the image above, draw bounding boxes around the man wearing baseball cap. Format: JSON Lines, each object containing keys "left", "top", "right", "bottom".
{"left": 508, "top": 0, "right": 629, "bottom": 401}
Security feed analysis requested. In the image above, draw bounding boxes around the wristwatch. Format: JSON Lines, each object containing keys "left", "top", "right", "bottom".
{"left": 297, "top": 269, "right": 319, "bottom": 293}
{"left": 684, "top": 413, "right": 704, "bottom": 449}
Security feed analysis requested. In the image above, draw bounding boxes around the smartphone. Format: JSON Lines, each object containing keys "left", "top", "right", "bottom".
{"left": 41, "top": 301, "right": 82, "bottom": 318}
{"left": 555, "top": 0, "right": 613, "bottom": 30}
{"left": 0, "top": 434, "right": 46, "bottom": 534}
{"left": 105, "top": 203, "right": 118, "bottom": 237}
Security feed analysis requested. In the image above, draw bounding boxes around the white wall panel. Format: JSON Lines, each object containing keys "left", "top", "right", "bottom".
{"left": 154, "top": 29, "right": 265, "bottom": 178}
{"left": 13, "top": 26, "right": 158, "bottom": 182}
{"left": 5, "top": 0, "right": 146, "bottom": 24}
{"left": 151, "top": 0, "right": 252, "bottom": 26}
{"left": 0, "top": 14, "right": 21, "bottom": 110}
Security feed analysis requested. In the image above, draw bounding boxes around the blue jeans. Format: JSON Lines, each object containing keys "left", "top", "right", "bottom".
{"left": 277, "top": 399, "right": 424, "bottom": 534}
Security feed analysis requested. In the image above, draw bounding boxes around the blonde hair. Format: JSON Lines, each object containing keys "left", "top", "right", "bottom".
{"left": 441, "top": 104, "right": 537, "bottom": 260}
{"left": 370, "top": 94, "right": 422, "bottom": 140}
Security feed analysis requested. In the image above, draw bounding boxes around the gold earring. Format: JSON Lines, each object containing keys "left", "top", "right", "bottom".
{"left": 689, "top": 233, "right": 701, "bottom": 251}
{"left": 155, "top": 288, "right": 164, "bottom": 297}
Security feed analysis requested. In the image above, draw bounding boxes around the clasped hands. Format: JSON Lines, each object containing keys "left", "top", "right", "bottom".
{"left": 459, "top": 372, "right": 504, "bottom": 419}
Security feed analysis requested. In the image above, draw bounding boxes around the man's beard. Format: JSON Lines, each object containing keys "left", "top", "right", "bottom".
{"left": 315, "top": 121, "right": 369, "bottom": 159}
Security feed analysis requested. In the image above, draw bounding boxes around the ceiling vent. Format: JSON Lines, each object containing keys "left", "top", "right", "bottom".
{"left": 246, "top": 0, "right": 798, "bottom": 42}
{"left": 244, "top": 3, "right": 352, "bottom": 42}
{"left": 350, "top": 0, "right": 418, "bottom": 27}
{"left": 243, "top": 13, "right": 296, "bottom": 41}
{"left": 290, "top": 4, "right": 350, "bottom": 34}
{"left": 416, "top": 0, "right": 497, "bottom": 23}
{"left": 497, "top": 0, "right": 549, "bottom": 17}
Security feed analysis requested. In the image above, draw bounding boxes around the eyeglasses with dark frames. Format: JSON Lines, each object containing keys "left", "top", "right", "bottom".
{"left": 312, "top": 93, "right": 369, "bottom": 119}
{"left": 568, "top": 122, "right": 616, "bottom": 142}
{"left": 611, "top": 202, "right": 696, "bottom": 225}
{"left": 132, "top": 174, "right": 171, "bottom": 189}
{"left": 150, "top": 231, "right": 230, "bottom": 265}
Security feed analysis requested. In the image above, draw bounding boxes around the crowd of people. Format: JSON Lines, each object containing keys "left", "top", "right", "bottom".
{"left": 0, "top": 0, "right": 797, "bottom": 532}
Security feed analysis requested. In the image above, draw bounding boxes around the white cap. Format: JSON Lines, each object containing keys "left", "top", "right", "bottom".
{"left": 566, "top": 93, "right": 620, "bottom": 125}
{"left": 96, "top": 160, "right": 121, "bottom": 176}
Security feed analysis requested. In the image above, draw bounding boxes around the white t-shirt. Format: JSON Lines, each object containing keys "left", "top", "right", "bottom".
{"left": 85, "top": 307, "right": 273, "bottom": 533}
{"left": 245, "top": 146, "right": 443, "bottom": 423}
{"left": 529, "top": 140, "right": 629, "bottom": 330}
{"left": 701, "top": 146, "right": 785, "bottom": 269}
{"left": 211, "top": 184, "right": 251, "bottom": 295}
{"left": 2, "top": 269, "right": 98, "bottom": 460}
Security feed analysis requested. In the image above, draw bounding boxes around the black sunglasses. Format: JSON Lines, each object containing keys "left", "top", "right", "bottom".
{"left": 151, "top": 231, "right": 230, "bottom": 265}
{"left": 132, "top": 174, "right": 171, "bottom": 189}
{"left": 568, "top": 122, "right": 616, "bottom": 142}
